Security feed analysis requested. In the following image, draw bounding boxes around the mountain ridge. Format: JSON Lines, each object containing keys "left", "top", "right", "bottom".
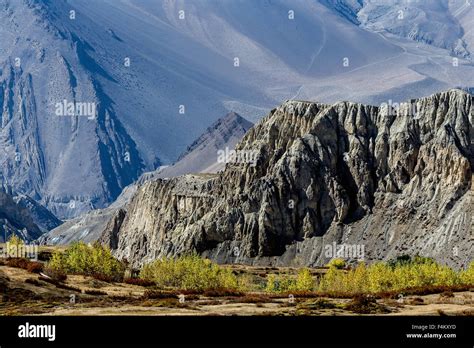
{"left": 2, "top": 0, "right": 473, "bottom": 221}
{"left": 99, "top": 89, "right": 473, "bottom": 269}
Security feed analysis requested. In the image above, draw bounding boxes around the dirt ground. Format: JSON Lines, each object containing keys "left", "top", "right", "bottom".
{"left": 1, "top": 265, "right": 472, "bottom": 316}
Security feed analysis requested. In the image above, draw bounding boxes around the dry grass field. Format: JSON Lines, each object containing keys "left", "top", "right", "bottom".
{"left": 1, "top": 260, "right": 472, "bottom": 316}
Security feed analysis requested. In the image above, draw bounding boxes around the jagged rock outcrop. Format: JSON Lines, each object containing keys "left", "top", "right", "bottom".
{"left": 101, "top": 89, "right": 473, "bottom": 269}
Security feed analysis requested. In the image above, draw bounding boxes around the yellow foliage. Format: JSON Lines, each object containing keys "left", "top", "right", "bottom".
{"left": 7, "top": 234, "right": 24, "bottom": 246}
{"left": 326, "top": 258, "right": 346, "bottom": 269}
{"left": 140, "top": 254, "right": 239, "bottom": 291}
{"left": 460, "top": 261, "right": 474, "bottom": 285}
{"left": 265, "top": 274, "right": 279, "bottom": 293}
{"left": 47, "top": 242, "right": 125, "bottom": 281}
{"left": 318, "top": 258, "right": 469, "bottom": 295}
{"left": 295, "top": 268, "right": 315, "bottom": 291}
{"left": 265, "top": 268, "right": 315, "bottom": 293}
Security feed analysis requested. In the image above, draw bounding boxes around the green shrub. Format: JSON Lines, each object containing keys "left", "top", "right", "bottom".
{"left": 265, "top": 273, "right": 295, "bottom": 293}
{"left": 7, "top": 234, "right": 24, "bottom": 246}
{"left": 84, "top": 289, "right": 107, "bottom": 296}
{"left": 47, "top": 250, "right": 65, "bottom": 271}
{"left": 46, "top": 242, "right": 125, "bottom": 282}
{"left": 264, "top": 269, "right": 314, "bottom": 293}
{"left": 318, "top": 259, "right": 470, "bottom": 295}
{"left": 460, "top": 261, "right": 474, "bottom": 285}
{"left": 294, "top": 268, "right": 315, "bottom": 291}
{"left": 140, "top": 254, "right": 239, "bottom": 291}
{"left": 5, "top": 235, "right": 25, "bottom": 258}
{"left": 265, "top": 274, "right": 279, "bottom": 293}
{"left": 318, "top": 265, "right": 346, "bottom": 293}
{"left": 326, "top": 258, "right": 346, "bottom": 269}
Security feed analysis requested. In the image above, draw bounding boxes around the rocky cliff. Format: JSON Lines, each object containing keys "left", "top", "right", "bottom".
{"left": 100, "top": 89, "right": 473, "bottom": 269}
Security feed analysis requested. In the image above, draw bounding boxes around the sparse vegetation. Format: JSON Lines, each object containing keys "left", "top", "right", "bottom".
{"left": 26, "top": 261, "right": 43, "bottom": 274}
{"left": 345, "top": 295, "right": 390, "bottom": 314}
{"left": 5, "top": 257, "right": 30, "bottom": 270}
{"left": 84, "top": 289, "right": 107, "bottom": 296}
{"left": 42, "top": 265, "right": 68, "bottom": 282}
{"left": 124, "top": 278, "right": 155, "bottom": 287}
{"left": 55, "top": 283, "right": 82, "bottom": 292}
{"left": 4, "top": 257, "right": 44, "bottom": 274}
{"left": 25, "top": 278, "right": 41, "bottom": 286}
{"left": 238, "top": 294, "right": 271, "bottom": 303}
{"left": 142, "top": 290, "right": 178, "bottom": 299}
{"left": 440, "top": 291, "right": 454, "bottom": 298}
{"left": 300, "top": 298, "right": 337, "bottom": 310}
{"left": 140, "top": 254, "right": 239, "bottom": 291}
{"left": 202, "top": 288, "right": 244, "bottom": 297}
{"left": 0, "top": 248, "right": 472, "bottom": 316}
{"left": 408, "top": 297, "right": 424, "bottom": 305}
{"left": 1, "top": 242, "right": 472, "bottom": 316}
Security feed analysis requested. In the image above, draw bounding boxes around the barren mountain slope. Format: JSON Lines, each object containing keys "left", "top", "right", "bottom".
{"left": 100, "top": 89, "right": 473, "bottom": 269}
{"left": 2, "top": 0, "right": 473, "bottom": 222}
{"left": 39, "top": 112, "right": 252, "bottom": 245}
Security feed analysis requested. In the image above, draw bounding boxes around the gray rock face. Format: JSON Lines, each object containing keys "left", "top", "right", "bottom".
{"left": 101, "top": 89, "right": 473, "bottom": 269}
{"left": 0, "top": 190, "right": 43, "bottom": 242}
{"left": 13, "top": 194, "right": 62, "bottom": 233}
{"left": 0, "top": 2, "right": 145, "bottom": 220}
{"left": 40, "top": 112, "right": 252, "bottom": 246}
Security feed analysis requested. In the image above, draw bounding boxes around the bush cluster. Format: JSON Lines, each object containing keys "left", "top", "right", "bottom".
{"left": 140, "top": 254, "right": 239, "bottom": 291}
{"left": 47, "top": 242, "right": 125, "bottom": 282}
{"left": 265, "top": 268, "right": 315, "bottom": 293}
{"left": 326, "top": 258, "right": 346, "bottom": 269}
{"left": 318, "top": 257, "right": 474, "bottom": 295}
{"left": 264, "top": 257, "right": 473, "bottom": 295}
